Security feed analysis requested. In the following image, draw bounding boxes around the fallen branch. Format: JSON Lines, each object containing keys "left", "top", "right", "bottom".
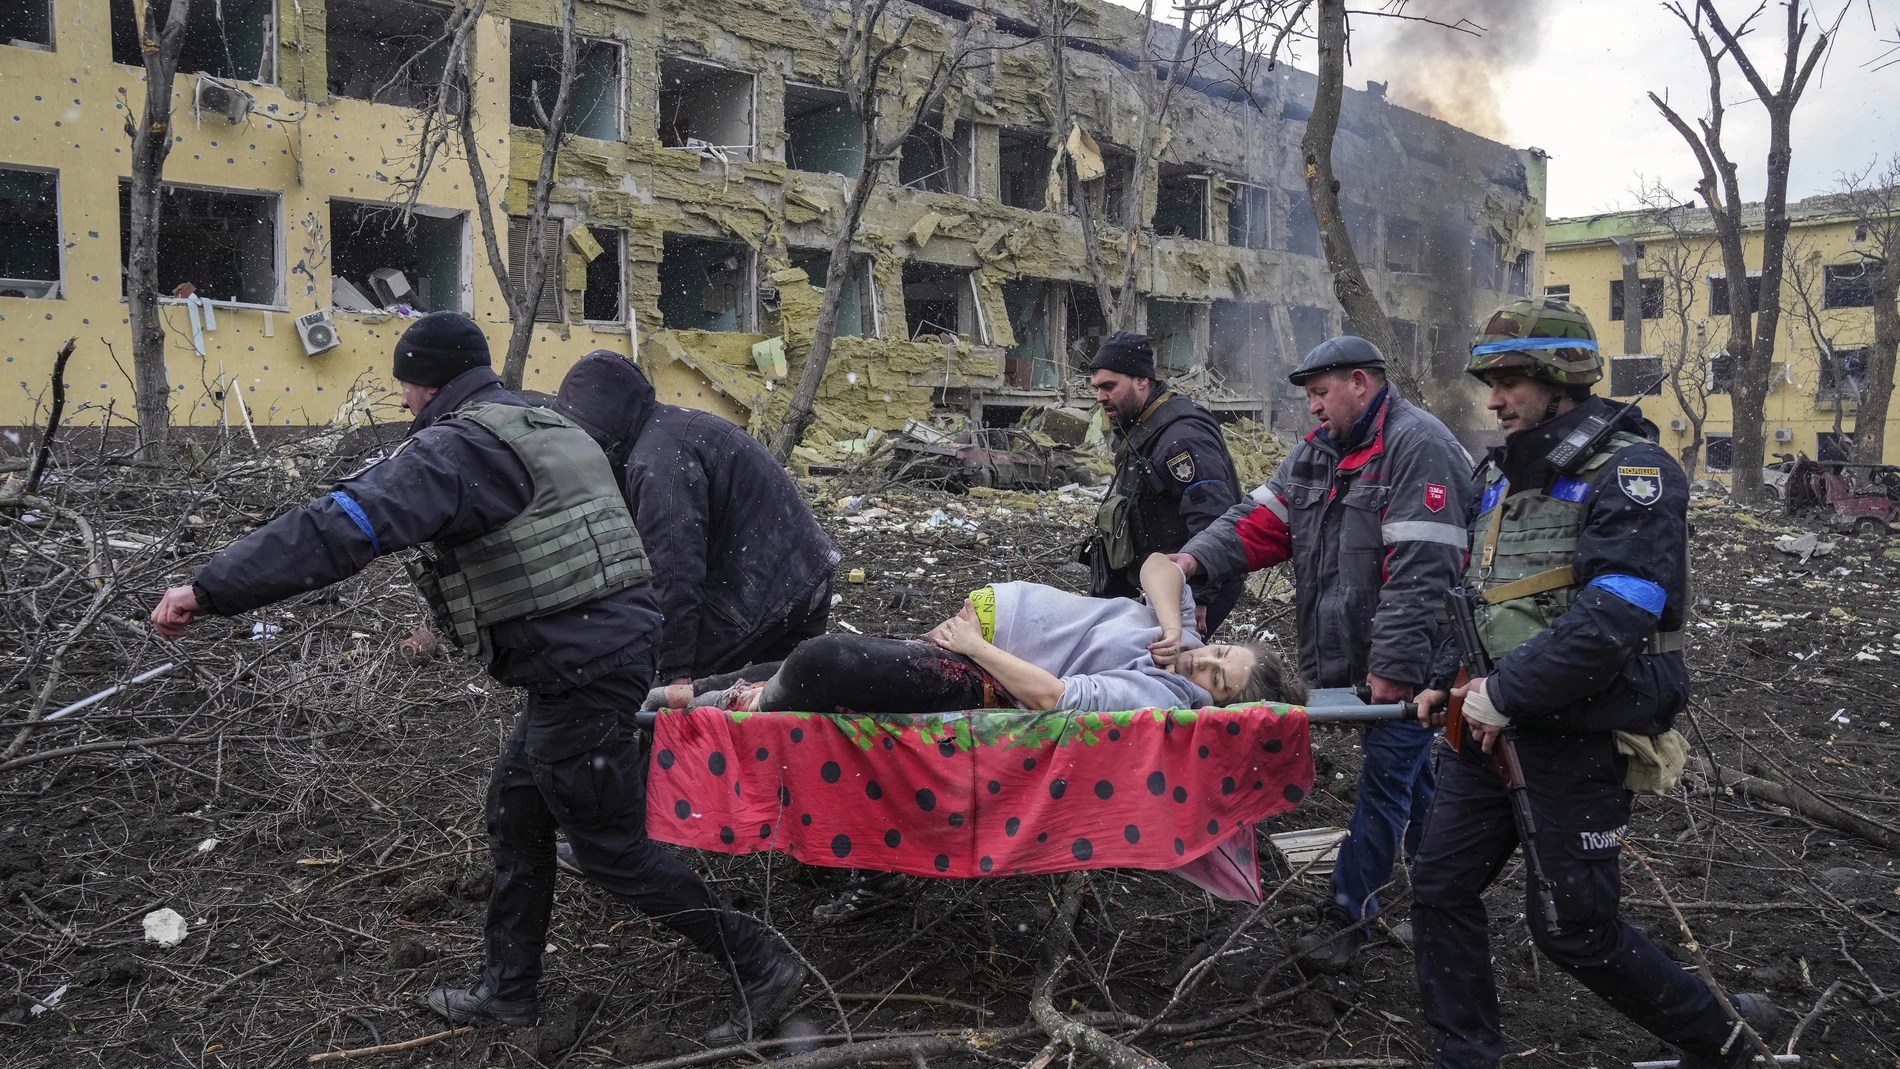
{"left": 1785, "top": 979, "right": 1841, "bottom": 1054}
{"left": 1031, "top": 874, "right": 1167, "bottom": 1069}
{"left": 1695, "top": 758, "right": 1900, "bottom": 853}
{"left": 307, "top": 1025, "right": 474, "bottom": 1062}
{"left": 18, "top": 338, "right": 75, "bottom": 498}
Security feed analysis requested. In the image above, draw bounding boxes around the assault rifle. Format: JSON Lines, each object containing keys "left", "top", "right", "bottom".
{"left": 1444, "top": 586, "right": 1560, "bottom": 931}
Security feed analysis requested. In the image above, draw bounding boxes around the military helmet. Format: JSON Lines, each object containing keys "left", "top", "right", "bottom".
{"left": 1289, "top": 335, "right": 1386, "bottom": 385}
{"left": 1466, "top": 297, "right": 1602, "bottom": 386}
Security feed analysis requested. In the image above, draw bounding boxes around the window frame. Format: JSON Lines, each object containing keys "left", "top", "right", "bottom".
{"left": 0, "top": 163, "right": 64, "bottom": 300}
{"left": 656, "top": 54, "right": 759, "bottom": 159}
{"left": 118, "top": 178, "right": 286, "bottom": 310}
{"left": 1608, "top": 354, "right": 1665, "bottom": 397}
{"left": 1823, "top": 262, "right": 1875, "bottom": 309}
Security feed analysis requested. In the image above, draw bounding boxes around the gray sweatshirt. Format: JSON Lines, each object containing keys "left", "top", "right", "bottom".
{"left": 990, "top": 582, "right": 1211, "bottom": 711}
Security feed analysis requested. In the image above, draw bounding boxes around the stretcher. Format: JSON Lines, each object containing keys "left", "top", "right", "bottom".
{"left": 632, "top": 690, "right": 1413, "bottom": 903}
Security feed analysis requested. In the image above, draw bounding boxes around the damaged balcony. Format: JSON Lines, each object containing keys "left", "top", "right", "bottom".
{"left": 327, "top": 0, "right": 454, "bottom": 110}
{"left": 658, "top": 56, "right": 756, "bottom": 159}
{"left": 511, "top": 22, "right": 623, "bottom": 141}
{"left": 329, "top": 201, "right": 466, "bottom": 314}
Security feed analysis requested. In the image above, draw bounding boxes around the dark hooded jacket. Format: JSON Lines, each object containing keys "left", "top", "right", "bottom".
{"left": 192, "top": 367, "right": 663, "bottom": 693}
{"left": 556, "top": 352, "right": 839, "bottom": 680}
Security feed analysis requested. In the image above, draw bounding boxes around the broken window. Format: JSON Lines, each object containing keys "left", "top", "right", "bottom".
{"left": 581, "top": 227, "right": 625, "bottom": 323}
{"left": 1069, "top": 143, "right": 1134, "bottom": 226}
{"left": 1544, "top": 283, "right": 1571, "bottom": 302}
{"left": 1609, "top": 277, "right": 1664, "bottom": 321}
{"left": 1147, "top": 300, "right": 1206, "bottom": 376}
{"left": 902, "top": 261, "right": 980, "bottom": 342}
{"left": 1289, "top": 305, "right": 1331, "bottom": 357}
{"left": 510, "top": 23, "right": 622, "bottom": 140}
{"left": 1002, "top": 279, "right": 1058, "bottom": 388}
{"left": 1228, "top": 182, "right": 1269, "bottom": 250}
{"left": 1824, "top": 263, "right": 1874, "bottom": 309}
{"left": 658, "top": 57, "right": 755, "bottom": 158}
{"left": 327, "top": 0, "right": 455, "bottom": 109}
{"left": 1384, "top": 217, "right": 1421, "bottom": 273}
{"left": 0, "top": 167, "right": 61, "bottom": 299}
{"left": 1286, "top": 196, "right": 1320, "bottom": 257}
{"left": 659, "top": 235, "right": 754, "bottom": 332}
{"left": 1507, "top": 251, "right": 1531, "bottom": 296}
{"left": 788, "top": 249, "right": 876, "bottom": 338}
{"left": 1153, "top": 167, "right": 1207, "bottom": 239}
{"left": 330, "top": 200, "right": 466, "bottom": 314}
{"left": 1816, "top": 431, "right": 1857, "bottom": 463}
{"left": 1708, "top": 273, "right": 1762, "bottom": 316}
{"left": 785, "top": 84, "right": 863, "bottom": 178}
{"left": 119, "top": 181, "right": 278, "bottom": 305}
{"left": 999, "top": 129, "right": 1053, "bottom": 210}
{"left": 1470, "top": 237, "right": 1503, "bottom": 290}
{"left": 1818, "top": 347, "right": 1870, "bottom": 402}
{"left": 111, "top": 0, "right": 274, "bottom": 81}
{"left": 900, "top": 119, "right": 973, "bottom": 195}
{"left": 1210, "top": 301, "right": 1273, "bottom": 387}
{"left": 1609, "top": 355, "right": 1664, "bottom": 397}
{"left": 2, "top": 1, "right": 54, "bottom": 50}
{"left": 1387, "top": 318, "right": 1417, "bottom": 362}
{"left": 507, "top": 216, "right": 564, "bottom": 323}
{"left": 1705, "top": 433, "right": 1733, "bottom": 472}
{"left": 1708, "top": 352, "right": 1733, "bottom": 395}
{"left": 1066, "top": 284, "right": 1107, "bottom": 371}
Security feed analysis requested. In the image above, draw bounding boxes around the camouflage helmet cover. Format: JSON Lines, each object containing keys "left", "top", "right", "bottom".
{"left": 1466, "top": 298, "right": 1602, "bottom": 386}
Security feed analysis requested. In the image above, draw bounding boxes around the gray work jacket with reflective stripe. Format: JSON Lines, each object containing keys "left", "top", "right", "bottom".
{"left": 1182, "top": 391, "right": 1471, "bottom": 689}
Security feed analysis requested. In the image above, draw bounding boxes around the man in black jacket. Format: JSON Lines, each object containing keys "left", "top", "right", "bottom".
{"left": 555, "top": 351, "right": 838, "bottom": 687}
{"left": 150, "top": 312, "right": 805, "bottom": 1044}
{"left": 1083, "top": 331, "right": 1244, "bottom": 632}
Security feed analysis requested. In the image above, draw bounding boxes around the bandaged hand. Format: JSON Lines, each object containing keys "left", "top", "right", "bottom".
{"left": 1456, "top": 676, "right": 1508, "bottom": 728}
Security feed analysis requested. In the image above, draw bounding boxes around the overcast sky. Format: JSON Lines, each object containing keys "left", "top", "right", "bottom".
{"left": 1106, "top": 0, "right": 1897, "bottom": 219}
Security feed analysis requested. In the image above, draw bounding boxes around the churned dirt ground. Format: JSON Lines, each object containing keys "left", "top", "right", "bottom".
{"left": 2, "top": 435, "right": 1897, "bottom": 1069}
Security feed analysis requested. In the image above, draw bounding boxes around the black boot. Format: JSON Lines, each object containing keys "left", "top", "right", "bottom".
{"left": 703, "top": 953, "right": 808, "bottom": 1045}
{"left": 423, "top": 983, "right": 538, "bottom": 1027}
{"left": 1677, "top": 993, "right": 1785, "bottom": 1068}
{"left": 1293, "top": 904, "right": 1366, "bottom": 973}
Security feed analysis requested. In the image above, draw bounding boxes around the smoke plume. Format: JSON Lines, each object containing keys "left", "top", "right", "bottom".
{"left": 1350, "top": 0, "right": 1547, "bottom": 141}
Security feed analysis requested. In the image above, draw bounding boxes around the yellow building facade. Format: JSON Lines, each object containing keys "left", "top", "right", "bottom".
{"left": 1545, "top": 194, "right": 1894, "bottom": 478}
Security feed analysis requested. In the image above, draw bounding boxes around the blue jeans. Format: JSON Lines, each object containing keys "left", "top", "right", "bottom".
{"left": 1330, "top": 717, "right": 1436, "bottom": 920}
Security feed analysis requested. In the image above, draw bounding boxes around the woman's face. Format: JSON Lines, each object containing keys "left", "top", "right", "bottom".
{"left": 1172, "top": 644, "right": 1258, "bottom": 704}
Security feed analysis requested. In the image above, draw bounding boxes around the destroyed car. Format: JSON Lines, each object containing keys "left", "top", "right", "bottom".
{"left": 1773, "top": 457, "right": 1900, "bottom": 535}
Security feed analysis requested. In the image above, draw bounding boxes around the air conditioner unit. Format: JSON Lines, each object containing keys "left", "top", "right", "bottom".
{"left": 194, "top": 75, "right": 255, "bottom": 124}
{"left": 1669, "top": 418, "right": 1687, "bottom": 432}
{"left": 295, "top": 309, "right": 341, "bottom": 355}
{"left": 0, "top": 278, "right": 60, "bottom": 300}
{"left": 1773, "top": 428, "right": 1795, "bottom": 442}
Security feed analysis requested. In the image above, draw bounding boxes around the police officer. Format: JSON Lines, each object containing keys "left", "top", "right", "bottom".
{"left": 1410, "top": 298, "right": 1780, "bottom": 1068}
{"left": 149, "top": 312, "right": 805, "bottom": 1045}
{"left": 1084, "top": 330, "right": 1244, "bottom": 632}
{"left": 555, "top": 351, "right": 839, "bottom": 687}
{"left": 1172, "top": 336, "right": 1469, "bottom": 969}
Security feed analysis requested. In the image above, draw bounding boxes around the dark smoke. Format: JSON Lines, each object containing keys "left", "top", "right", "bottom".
{"left": 1351, "top": 0, "right": 1547, "bottom": 141}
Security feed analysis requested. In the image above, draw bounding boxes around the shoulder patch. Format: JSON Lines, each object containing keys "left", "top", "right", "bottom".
{"left": 1168, "top": 450, "right": 1195, "bottom": 483}
{"left": 1617, "top": 465, "right": 1662, "bottom": 506}
{"left": 1424, "top": 483, "right": 1447, "bottom": 512}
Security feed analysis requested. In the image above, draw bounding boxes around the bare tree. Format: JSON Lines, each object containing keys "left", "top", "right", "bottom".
{"left": 768, "top": 0, "right": 992, "bottom": 463}
{"left": 1650, "top": 1, "right": 1838, "bottom": 502}
{"left": 1632, "top": 182, "right": 1724, "bottom": 476}
{"left": 1832, "top": 158, "right": 1900, "bottom": 464}
{"left": 1779, "top": 229, "right": 1857, "bottom": 445}
{"left": 397, "top": 0, "right": 581, "bottom": 391}
{"left": 122, "top": 0, "right": 195, "bottom": 458}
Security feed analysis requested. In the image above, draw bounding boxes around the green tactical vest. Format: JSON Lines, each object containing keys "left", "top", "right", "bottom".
{"left": 1465, "top": 431, "right": 1683, "bottom": 662}
{"left": 405, "top": 403, "right": 651, "bottom": 659}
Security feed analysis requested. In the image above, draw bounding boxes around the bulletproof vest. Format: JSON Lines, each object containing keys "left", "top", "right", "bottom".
{"left": 1465, "top": 431, "right": 1683, "bottom": 661}
{"left": 406, "top": 403, "right": 651, "bottom": 659}
{"left": 1093, "top": 392, "right": 1216, "bottom": 570}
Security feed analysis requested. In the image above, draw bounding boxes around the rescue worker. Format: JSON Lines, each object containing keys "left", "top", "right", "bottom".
{"left": 1410, "top": 298, "right": 1781, "bottom": 1067}
{"left": 148, "top": 312, "right": 806, "bottom": 1045}
{"left": 554, "top": 351, "right": 838, "bottom": 686}
{"left": 1171, "top": 336, "right": 1469, "bottom": 969}
{"left": 1083, "top": 330, "right": 1245, "bottom": 633}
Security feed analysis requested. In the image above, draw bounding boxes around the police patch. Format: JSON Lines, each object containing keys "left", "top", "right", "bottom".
{"left": 1424, "top": 483, "right": 1447, "bottom": 513}
{"left": 1617, "top": 465, "right": 1662, "bottom": 506}
{"left": 1168, "top": 450, "right": 1195, "bottom": 483}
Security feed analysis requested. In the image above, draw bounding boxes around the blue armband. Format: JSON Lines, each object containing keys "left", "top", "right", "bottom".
{"left": 1587, "top": 574, "right": 1664, "bottom": 616}
{"left": 328, "top": 490, "right": 381, "bottom": 556}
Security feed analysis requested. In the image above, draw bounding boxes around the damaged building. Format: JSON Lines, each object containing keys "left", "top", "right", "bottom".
{"left": 1, "top": 0, "right": 1544, "bottom": 451}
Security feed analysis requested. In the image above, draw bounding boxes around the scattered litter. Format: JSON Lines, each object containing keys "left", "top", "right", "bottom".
{"left": 28, "top": 984, "right": 66, "bottom": 1018}
{"left": 836, "top": 620, "right": 862, "bottom": 634}
{"left": 1269, "top": 828, "right": 1349, "bottom": 881}
{"left": 847, "top": 568, "right": 866, "bottom": 584}
{"left": 249, "top": 621, "right": 283, "bottom": 641}
{"left": 197, "top": 838, "right": 220, "bottom": 853}
{"left": 142, "top": 908, "right": 189, "bottom": 947}
{"left": 1828, "top": 709, "right": 1850, "bottom": 725}
{"left": 1772, "top": 532, "right": 1834, "bottom": 562}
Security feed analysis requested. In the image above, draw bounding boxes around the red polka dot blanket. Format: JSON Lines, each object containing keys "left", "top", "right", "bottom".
{"left": 646, "top": 702, "right": 1313, "bottom": 903}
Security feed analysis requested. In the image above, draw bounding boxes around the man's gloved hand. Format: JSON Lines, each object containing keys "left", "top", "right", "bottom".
{"left": 643, "top": 682, "right": 697, "bottom": 712}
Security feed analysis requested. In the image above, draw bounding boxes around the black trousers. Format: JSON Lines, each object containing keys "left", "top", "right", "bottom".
{"left": 1411, "top": 730, "right": 1736, "bottom": 1067}
{"left": 719, "top": 634, "right": 991, "bottom": 714}
{"left": 481, "top": 669, "right": 774, "bottom": 1001}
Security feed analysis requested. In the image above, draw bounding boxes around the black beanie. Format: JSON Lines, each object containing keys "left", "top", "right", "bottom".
{"left": 392, "top": 311, "right": 491, "bottom": 387}
{"left": 1088, "top": 330, "right": 1157, "bottom": 381}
